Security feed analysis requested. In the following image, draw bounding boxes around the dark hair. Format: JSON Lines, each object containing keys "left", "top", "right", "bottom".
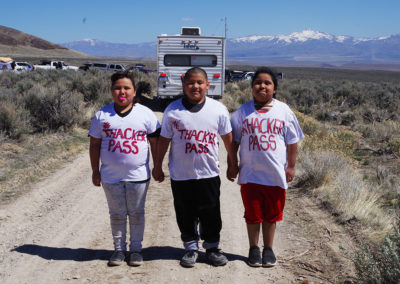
{"left": 111, "top": 71, "right": 137, "bottom": 89}
{"left": 111, "top": 71, "right": 152, "bottom": 103}
{"left": 251, "top": 67, "right": 278, "bottom": 91}
{"left": 183, "top": 67, "right": 208, "bottom": 82}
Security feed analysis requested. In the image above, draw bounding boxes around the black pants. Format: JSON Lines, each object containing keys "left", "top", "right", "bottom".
{"left": 171, "top": 176, "right": 222, "bottom": 244}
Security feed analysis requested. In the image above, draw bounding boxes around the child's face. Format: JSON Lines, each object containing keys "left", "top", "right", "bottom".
{"left": 252, "top": 73, "right": 275, "bottom": 105}
{"left": 111, "top": 78, "right": 136, "bottom": 111}
{"left": 182, "top": 73, "right": 210, "bottom": 104}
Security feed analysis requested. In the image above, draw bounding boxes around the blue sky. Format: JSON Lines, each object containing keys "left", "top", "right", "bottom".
{"left": 2, "top": 0, "right": 400, "bottom": 44}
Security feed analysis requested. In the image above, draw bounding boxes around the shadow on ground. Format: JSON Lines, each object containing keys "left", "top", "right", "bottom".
{"left": 12, "top": 244, "right": 247, "bottom": 263}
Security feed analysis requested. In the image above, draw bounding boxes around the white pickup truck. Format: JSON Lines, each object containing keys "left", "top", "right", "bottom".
{"left": 33, "top": 60, "right": 79, "bottom": 71}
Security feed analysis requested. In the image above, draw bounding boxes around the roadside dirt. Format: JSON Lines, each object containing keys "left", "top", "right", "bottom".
{"left": 0, "top": 111, "right": 358, "bottom": 284}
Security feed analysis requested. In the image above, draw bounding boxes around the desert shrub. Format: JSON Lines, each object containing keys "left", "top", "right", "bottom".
{"left": 339, "top": 111, "right": 356, "bottom": 126}
{"left": 15, "top": 79, "right": 36, "bottom": 94}
{"left": 297, "top": 149, "right": 392, "bottom": 236}
{"left": 0, "top": 101, "right": 30, "bottom": 139}
{"left": 294, "top": 110, "right": 323, "bottom": 136}
{"left": 222, "top": 82, "right": 252, "bottom": 112}
{"left": 354, "top": 120, "right": 400, "bottom": 147}
{"left": 0, "top": 71, "right": 20, "bottom": 88}
{"left": 24, "top": 85, "right": 83, "bottom": 132}
{"left": 354, "top": 222, "right": 400, "bottom": 283}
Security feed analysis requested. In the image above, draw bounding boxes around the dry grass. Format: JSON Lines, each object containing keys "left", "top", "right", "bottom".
{"left": 0, "top": 127, "right": 88, "bottom": 205}
{"left": 298, "top": 150, "right": 393, "bottom": 240}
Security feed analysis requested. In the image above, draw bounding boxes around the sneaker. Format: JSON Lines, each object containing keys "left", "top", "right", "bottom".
{"left": 180, "top": 250, "right": 198, "bottom": 268}
{"left": 206, "top": 247, "right": 228, "bottom": 266}
{"left": 262, "top": 247, "right": 277, "bottom": 267}
{"left": 108, "top": 250, "right": 125, "bottom": 266}
{"left": 248, "top": 246, "right": 262, "bottom": 267}
{"left": 128, "top": 252, "right": 143, "bottom": 266}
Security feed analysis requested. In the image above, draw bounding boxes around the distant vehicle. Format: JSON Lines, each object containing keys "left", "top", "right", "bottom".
{"left": 228, "top": 70, "right": 246, "bottom": 82}
{"left": 79, "top": 62, "right": 127, "bottom": 72}
{"left": 0, "top": 62, "right": 12, "bottom": 71}
{"left": 128, "top": 64, "right": 156, "bottom": 74}
{"left": 242, "top": 71, "right": 255, "bottom": 80}
{"left": 0, "top": 57, "right": 13, "bottom": 71}
{"left": 14, "top": 62, "right": 33, "bottom": 71}
{"left": 33, "top": 60, "right": 79, "bottom": 70}
{"left": 157, "top": 27, "right": 225, "bottom": 100}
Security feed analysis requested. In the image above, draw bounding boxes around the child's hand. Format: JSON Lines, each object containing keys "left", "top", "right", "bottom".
{"left": 152, "top": 167, "right": 165, "bottom": 182}
{"left": 92, "top": 171, "right": 101, "bottom": 187}
{"left": 227, "top": 163, "right": 239, "bottom": 182}
{"left": 285, "top": 166, "right": 295, "bottom": 183}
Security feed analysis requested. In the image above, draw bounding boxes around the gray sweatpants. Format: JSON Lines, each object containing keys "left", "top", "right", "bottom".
{"left": 102, "top": 181, "right": 149, "bottom": 252}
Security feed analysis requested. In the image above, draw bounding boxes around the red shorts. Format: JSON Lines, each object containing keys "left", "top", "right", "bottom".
{"left": 240, "top": 183, "right": 286, "bottom": 224}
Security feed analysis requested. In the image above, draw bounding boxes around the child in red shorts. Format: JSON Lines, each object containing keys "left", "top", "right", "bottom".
{"left": 231, "top": 67, "right": 304, "bottom": 267}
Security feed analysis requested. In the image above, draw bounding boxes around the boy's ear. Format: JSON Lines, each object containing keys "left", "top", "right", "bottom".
{"left": 206, "top": 81, "right": 210, "bottom": 89}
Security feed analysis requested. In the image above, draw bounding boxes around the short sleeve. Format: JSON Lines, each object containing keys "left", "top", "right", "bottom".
{"left": 88, "top": 112, "right": 102, "bottom": 138}
{"left": 230, "top": 110, "right": 242, "bottom": 143}
{"left": 218, "top": 105, "right": 232, "bottom": 136}
{"left": 285, "top": 110, "right": 305, "bottom": 145}
{"left": 160, "top": 111, "right": 174, "bottom": 139}
{"left": 145, "top": 110, "right": 161, "bottom": 135}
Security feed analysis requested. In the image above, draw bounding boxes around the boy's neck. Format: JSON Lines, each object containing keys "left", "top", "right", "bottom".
{"left": 182, "top": 96, "right": 206, "bottom": 113}
{"left": 114, "top": 103, "right": 133, "bottom": 115}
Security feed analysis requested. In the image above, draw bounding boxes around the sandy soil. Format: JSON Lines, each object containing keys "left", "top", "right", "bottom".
{"left": 0, "top": 111, "right": 358, "bottom": 284}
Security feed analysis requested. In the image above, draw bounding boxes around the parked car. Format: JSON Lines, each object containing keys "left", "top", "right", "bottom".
{"left": 229, "top": 71, "right": 245, "bottom": 82}
{"left": 14, "top": 62, "right": 33, "bottom": 71}
{"left": 33, "top": 60, "right": 79, "bottom": 70}
{"left": 108, "top": 63, "right": 127, "bottom": 72}
{"left": 0, "top": 62, "right": 12, "bottom": 71}
{"left": 128, "top": 64, "right": 156, "bottom": 74}
{"left": 242, "top": 71, "right": 255, "bottom": 80}
{"left": 79, "top": 62, "right": 127, "bottom": 72}
{"left": 0, "top": 57, "right": 13, "bottom": 71}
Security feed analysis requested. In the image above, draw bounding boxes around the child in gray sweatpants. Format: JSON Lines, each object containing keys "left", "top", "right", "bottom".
{"left": 89, "top": 71, "right": 160, "bottom": 266}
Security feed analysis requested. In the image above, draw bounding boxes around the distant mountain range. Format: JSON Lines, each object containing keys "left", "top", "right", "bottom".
{"left": 61, "top": 30, "right": 400, "bottom": 65}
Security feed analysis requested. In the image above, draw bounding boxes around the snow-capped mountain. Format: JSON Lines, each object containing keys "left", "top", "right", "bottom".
{"left": 60, "top": 30, "right": 400, "bottom": 64}
{"left": 61, "top": 38, "right": 157, "bottom": 58}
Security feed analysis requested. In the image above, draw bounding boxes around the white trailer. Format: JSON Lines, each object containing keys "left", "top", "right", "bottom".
{"left": 157, "top": 27, "right": 225, "bottom": 100}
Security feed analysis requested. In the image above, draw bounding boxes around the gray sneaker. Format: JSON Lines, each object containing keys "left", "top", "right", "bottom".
{"left": 108, "top": 250, "right": 125, "bottom": 266}
{"left": 206, "top": 247, "right": 228, "bottom": 266}
{"left": 248, "top": 246, "right": 262, "bottom": 267}
{"left": 180, "top": 250, "right": 198, "bottom": 268}
{"left": 262, "top": 247, "right": 277, "bottom": 267}
{"left": 128, "top": 252, "right": 143, "bottom": 266}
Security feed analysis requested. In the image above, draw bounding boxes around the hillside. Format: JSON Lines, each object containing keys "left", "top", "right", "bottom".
{"left": 0, "top": 25, "right": 89, "bottom": 58}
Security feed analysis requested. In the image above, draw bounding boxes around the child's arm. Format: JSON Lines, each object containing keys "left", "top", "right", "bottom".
{"left": 286, "top": 143, "right": 298, "bottom": 182}
{"left": 89, "top": 136, "right": 102, "bottom": 187}
{"left": 221, "top": 133, "right": 239, "bottom": 182}
{"left": 148, "top": 136, "right": 158, "bottom": 167}
{"left": 152, "top": 136, "right": 171, "bottom": 183}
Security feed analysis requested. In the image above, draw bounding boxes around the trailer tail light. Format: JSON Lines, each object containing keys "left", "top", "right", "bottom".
{"left": 213, "top": 74, "right": 220, "bottom": 78}
{"left": 160, "top": 73, "right": 167, "bottom": 77}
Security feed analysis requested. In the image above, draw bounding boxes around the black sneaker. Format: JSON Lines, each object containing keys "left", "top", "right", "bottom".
{"left": 180, "top": 250, "right": 198, "bottom": 268}
{"left": 206, "top": 247, "right": 228, "bottom": 266}
{"left": 108, "top": 250, "right": 125, "bottom": 266}
{"left": 248, "top": 246, "right": 262, "bottom": 267}
{"left": 128, "top": 252, "right": 143, "bottom": 266}
{"left": 262, "top": 247, "right": 277, "bottom": 267}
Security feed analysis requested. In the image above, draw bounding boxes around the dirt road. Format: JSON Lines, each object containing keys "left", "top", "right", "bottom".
{"left": 0, "top": 113, "right": 357, "bottom": 284}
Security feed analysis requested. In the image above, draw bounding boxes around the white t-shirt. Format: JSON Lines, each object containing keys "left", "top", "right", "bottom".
{"left": 231, "top": 99, "right": 304, "bottom": 189}
{"left": 89, "top": 103, "right": 160, "bottom": 183}
{"left": 161, "top": 97, "right": 232, "bottom": 180}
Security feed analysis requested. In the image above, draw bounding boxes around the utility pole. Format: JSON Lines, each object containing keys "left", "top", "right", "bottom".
{"left": 224, "top": 17, "right": 227, "bottom": 39}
